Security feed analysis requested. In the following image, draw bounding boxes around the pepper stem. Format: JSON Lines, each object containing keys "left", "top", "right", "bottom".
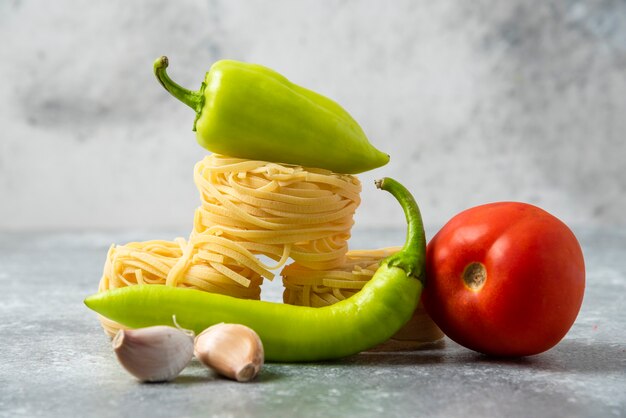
{"left": 375, "top": 178, "right": 426, "bottom": 281}
{"left": 153, "top": 56, "right": 204, "bottom": 114}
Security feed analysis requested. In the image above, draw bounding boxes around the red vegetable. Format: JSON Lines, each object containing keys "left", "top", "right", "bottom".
{"left": 422, "top": 202, "right": 585, "bottom": 356}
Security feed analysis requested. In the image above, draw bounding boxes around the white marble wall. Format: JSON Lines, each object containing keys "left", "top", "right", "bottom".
{"left": 1, "top": 0, "right": 624, "bottom": 232}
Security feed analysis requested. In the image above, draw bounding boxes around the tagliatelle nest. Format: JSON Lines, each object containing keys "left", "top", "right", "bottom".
{"left": 98, "top": 154, "right": 443, "bottom": 349}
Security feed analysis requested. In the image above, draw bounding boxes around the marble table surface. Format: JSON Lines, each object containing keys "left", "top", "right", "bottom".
{"left": 1, "top": 227, "right": 624, "bottom": 418}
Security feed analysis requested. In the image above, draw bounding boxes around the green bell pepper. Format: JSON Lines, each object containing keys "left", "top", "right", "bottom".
{"left": 153, "top": 56, "right": 389, "bottom": 174}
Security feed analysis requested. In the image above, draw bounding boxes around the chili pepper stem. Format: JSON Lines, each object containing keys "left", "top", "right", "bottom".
{"left": 153, "top": 56, "right": 205, "bottom": 116}
{"left": 375, "top": 178, "right": 426, "bottom": 282}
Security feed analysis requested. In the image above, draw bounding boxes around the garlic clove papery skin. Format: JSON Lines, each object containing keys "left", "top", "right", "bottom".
{"left": 112, "top": 326, "right": 194, "bottom": 382}
{"left": 194, "top": 323, "right": 264, "bottom": 382}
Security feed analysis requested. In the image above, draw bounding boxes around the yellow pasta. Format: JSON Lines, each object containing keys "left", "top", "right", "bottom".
{"left": 283, "top": 247, "right": 400, "bottom": 307}
{"left": 98, "top": 154, "right": 360, "bottom": 335}
{"left": 192, "top": 154, "right": 360, "bottom": 269}
{"left": 98, "top": 154, "right": 443, "bottom": 348}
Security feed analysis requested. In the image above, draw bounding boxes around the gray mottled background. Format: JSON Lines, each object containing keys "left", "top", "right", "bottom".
{"left": 1, "top": 0, "right": 624, "bottom": 232}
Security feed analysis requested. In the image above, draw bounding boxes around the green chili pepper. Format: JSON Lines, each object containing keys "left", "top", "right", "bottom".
{"left": 153, "top": 56, "right": 389, "bottom": 174}
{"left": 84, "top": 177, "right": 424, "bottom": 362}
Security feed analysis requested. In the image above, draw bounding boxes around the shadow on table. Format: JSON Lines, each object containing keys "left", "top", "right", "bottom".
{"left": 171, "top": 361, "right": 284, "bottom": 385}
{"left": 337, "top": 338, "right": 625, "bottom": 374}
{"left": 168, "top": 338, "right": 624, "bottom": 384}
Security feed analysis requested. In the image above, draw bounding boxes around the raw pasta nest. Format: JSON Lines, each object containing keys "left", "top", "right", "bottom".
{"left": 98, "top": 154, "right": 443, "bottom": 348}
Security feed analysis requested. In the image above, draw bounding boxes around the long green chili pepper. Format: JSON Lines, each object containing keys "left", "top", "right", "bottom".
{"left": 153, "top": 56, "right": 389, "bottom": 175}
{"left": 85, "top": 178, "right": 425, "bottom": 362}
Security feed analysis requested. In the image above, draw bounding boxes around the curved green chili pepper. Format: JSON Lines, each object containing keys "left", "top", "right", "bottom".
{"left": 153, "top": 56, "right": 389, "bottom": 175}
{"left": 85, "top": 177, "right": 425, "bottom": 362}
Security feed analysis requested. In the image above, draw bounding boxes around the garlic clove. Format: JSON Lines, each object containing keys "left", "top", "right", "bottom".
{"left": 194, "top": 323, "right": 264, "bottom": 382}
{"left": 112, "top": 326, "right": 194, "bottom": 382}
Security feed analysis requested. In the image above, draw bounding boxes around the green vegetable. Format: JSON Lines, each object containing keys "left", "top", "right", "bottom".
{"left": 84, "top": 178, "right": 425, "bottom": 362}
{"left": 153, "top": 56, "right": 389, "bottom": 174}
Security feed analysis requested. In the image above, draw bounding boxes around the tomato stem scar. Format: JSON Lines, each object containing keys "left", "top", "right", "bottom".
{"left": 463, "top": 262, "right": 486, "bottom": 291}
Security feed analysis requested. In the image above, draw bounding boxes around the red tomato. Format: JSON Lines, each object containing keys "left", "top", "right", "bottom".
{"left": 422, "top": 202, "right": 585, "bottom": 356}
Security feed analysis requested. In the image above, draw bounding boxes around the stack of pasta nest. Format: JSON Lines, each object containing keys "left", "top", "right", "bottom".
{"left": 99, "top": 153, "right": 443, "bottom": 350}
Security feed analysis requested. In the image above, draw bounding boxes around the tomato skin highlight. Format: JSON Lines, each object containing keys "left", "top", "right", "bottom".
{"left": 422, "top": 202, "right": 585, "bottom": 357}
